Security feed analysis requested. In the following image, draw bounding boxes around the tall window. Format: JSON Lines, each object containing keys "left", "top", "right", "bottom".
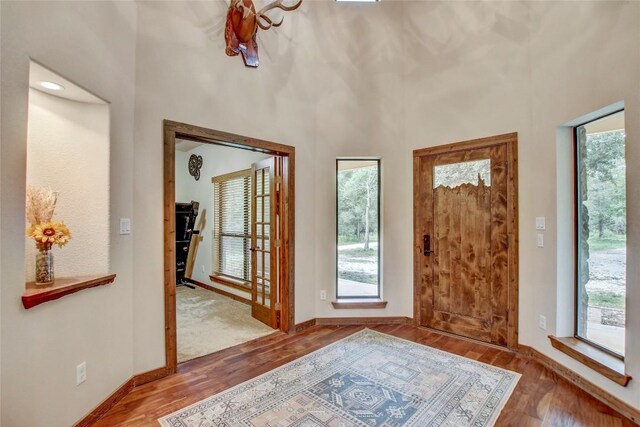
{"left": 212, "top": 169, "right": 252, "bottom": 284}
{"left": 336, "top": 159, "right": 381, "bottom": 298}
{"left": 575, "top": 110, "right": 626, "bottom": 357}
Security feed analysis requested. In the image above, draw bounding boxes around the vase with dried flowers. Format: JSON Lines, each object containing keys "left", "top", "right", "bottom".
{"left": 25, "top": 186, "right": 71, "bottom": 285}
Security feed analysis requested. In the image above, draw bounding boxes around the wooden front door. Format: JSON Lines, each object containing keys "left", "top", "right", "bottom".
{"left": 250, "top": 157, "right": 281, "bottom": 328}
{"left": 414, "top": 133, "right": 518, "bottom": 348}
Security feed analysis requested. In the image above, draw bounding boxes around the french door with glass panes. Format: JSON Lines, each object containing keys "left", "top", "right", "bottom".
{"left": 250, "top": 157, "right": 282, "bottom": 328}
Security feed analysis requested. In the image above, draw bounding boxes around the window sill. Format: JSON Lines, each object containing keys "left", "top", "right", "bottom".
{"left": 549, "top": 335, "right": 631, "bottom": 386}
{"left": 209, "top": 274, "right": 251, "bottom": 292}
{"left": 22, "top": 274, "right": 116, "bottom": 309}
{"left": 331, "top": 299, "right": 387, "bottom": 309}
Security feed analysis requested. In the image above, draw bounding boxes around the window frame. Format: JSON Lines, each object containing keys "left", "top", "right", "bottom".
{"left": 573, "top": 109, "right": 625, "bottom": 360}
{"left": 335, "top": 158, "right": 382, "bottom": 300}
{"left": 212, "top": 168, "right": 252, "bottom": 285}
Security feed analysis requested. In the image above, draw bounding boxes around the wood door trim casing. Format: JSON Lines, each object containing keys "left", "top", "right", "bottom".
{"left": 412, "top": 132, "right": 517, "bottom": 157}
{"left": 163, "top": 120, "right": 295, "bottom": 375}
{"left": 413, "top": 132, "right": 519, "bottom": 350}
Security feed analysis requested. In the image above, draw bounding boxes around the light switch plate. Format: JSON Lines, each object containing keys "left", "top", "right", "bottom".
{"left": 535, "top": 217, "right": 546, "bottom": 230}
{"left": 537, "top": 233, "right": 544, "bottom": 248}
{"left": 119, "top": 218, "right": 131, "bottom": 235}
{"left": 538, "top": 315, "right": 547, "bottom": 331}
{"left": 76, "top": 361, "right": 87, "bottom": 385}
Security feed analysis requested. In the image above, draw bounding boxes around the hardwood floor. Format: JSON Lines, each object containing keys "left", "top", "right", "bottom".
{"left": 95, "top": 325, "right": 634, "bottom": 426}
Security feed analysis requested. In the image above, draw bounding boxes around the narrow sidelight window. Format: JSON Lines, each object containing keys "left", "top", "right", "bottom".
{"left": 336, "top": 159, "right": 381, "bottom": 298}
{"left": 575, "top": 110, "right": 626, "bottom": 357}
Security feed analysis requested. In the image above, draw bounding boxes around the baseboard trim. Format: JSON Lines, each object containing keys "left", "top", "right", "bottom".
{"left": 295, "top": 316, "right": 412, "bottom": 330}
{"left": 520, "top": 345, "right": 640, "bottom": 424}
{"left": 73, "top": 367, "right": 169, "bottom": 426}
{"left": 417, "top": 326, "right": 516, "bottom": 352}
{"left": 315, "top": 316, "right": 412, "bottom": 326}
{"left": 133, "top": 366, "right": 168, "bottom": 387}
{"left": 187, "top": 278, "right": 251, "bottom": 305}
{"left": 73, "top": 378, "right": 134, "bottom": 427}
{"left": 294, "top": 318, "right": 317, "bottom": 332}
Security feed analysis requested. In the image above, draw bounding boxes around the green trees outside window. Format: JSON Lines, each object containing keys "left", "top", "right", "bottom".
{"left": 575, "top": 110, "right": 626, "bottom": 357}
{"left": 336, "top": 160, "right": 380, "bottom": 298}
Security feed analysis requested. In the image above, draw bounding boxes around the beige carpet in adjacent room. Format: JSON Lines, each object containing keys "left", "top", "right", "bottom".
{"left": 177, "top": 286, "right": 275, "bottom": 363}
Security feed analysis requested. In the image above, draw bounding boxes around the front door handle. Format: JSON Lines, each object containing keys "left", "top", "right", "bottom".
{"left": 423, "top": 234, "right": 433, "bottom": 256}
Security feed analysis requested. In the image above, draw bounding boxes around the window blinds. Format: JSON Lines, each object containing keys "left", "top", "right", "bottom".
{"left": 213, "top": 170, "right": 252, "bottom": 282}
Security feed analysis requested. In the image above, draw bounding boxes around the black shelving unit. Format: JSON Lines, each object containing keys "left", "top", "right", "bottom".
{"left": 175, "top": 201, "right": 200, "bottom": 289}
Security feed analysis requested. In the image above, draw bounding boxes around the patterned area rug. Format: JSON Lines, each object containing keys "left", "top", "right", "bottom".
{"left": 159, "top": 329, "right": 520, "bottom": 426}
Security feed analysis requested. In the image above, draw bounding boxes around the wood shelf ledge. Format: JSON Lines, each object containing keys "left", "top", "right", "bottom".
{"left": 22, "top": 274, "right": 117, "bottom": 309}
{"left": 331, "top": 299, "right": 388, "bottom": 309}
{"left": 549, "top": 335, "right": 631, "bottom": 386}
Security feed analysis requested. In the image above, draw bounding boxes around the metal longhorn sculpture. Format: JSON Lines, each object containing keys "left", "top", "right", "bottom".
{"left": 225, "top": 0, "right": 303, "bottom": 68}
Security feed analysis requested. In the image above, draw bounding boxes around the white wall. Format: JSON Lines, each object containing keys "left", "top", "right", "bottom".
{"left": 131, "top": 0, "right": 640, "bottom": 409}
{"left": 524, "top": 0, "right": 640, "bottom": 406}
{"left": 132, "top": 0, "right": 322, "bottom": 372}
{"left": 175, "top": 142, "right": 269, "bottom": 291}
{"left": 1, "top": 0, "right": 639, "bottom": 423}
{"left": 0, "top": 2, "right": 137, "bottom": 426}
{"left": 25, "top": 89, "right": 110, "bottom": 281}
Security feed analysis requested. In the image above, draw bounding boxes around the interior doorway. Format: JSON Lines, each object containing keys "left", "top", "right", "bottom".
{"left": 164, "top": 121, "right": 295, "bottom": 372}
{"left": 413, "top": 133, "right": 518, "bottom": 349}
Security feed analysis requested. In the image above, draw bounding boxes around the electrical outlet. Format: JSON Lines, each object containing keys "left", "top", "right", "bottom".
{"left": 76, "top": 362, "right": 87, "bottom": 385}
{"left": 537, "top": 233, "right": 544, "bottom": 248}
{"left": 538, "top": 315, "right": 547, "bottom": 331}
{"left": 119, "top": 218, "right": 131, "bottom": 235}
{"left": 320, "top": 290, "right": 327, "bottom": 301}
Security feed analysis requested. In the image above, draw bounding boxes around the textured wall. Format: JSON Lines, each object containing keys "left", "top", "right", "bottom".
{"left": 131, "top": 0, "right": 640, "bottom": 408}
{"left": 0, "top": 2, "right": 137, "bottom": 425}
{"left": 1, "top": 1, "right": 639, "bottom": 424}
{"left": 25, "top": 89, "right": 110, "bottom": 281}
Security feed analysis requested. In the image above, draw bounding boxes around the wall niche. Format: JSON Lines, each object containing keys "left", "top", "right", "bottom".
{"left": 23, "top": 60, "right": 113, "bottom": 306}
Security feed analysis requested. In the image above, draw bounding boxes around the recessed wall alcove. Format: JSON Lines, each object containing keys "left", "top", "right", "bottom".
{"left": 23, "top": 60, "right": 114, "bottom": 308}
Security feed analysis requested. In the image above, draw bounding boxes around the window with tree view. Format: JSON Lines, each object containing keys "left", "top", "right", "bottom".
{"left": 576, "top": 110, "right": 626, "bottom": 357}
{"left": 337, "top": 159, "right": 380, "bottom": 298}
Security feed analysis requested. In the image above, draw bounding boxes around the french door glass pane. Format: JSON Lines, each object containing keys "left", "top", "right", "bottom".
{"left": 576, "top": 111, "right": 626, "bottom": 356}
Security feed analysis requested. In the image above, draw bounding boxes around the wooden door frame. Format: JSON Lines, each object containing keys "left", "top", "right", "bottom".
{"left": 163, "top": 120, "right": 295, "bottom": 374}
{"left": 413, "top": 132, "right": 519, "bottom": 350}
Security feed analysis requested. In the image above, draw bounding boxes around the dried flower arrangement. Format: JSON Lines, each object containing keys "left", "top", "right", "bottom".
{"left": 25, "top": 186, "right": 71, "bottom": 252}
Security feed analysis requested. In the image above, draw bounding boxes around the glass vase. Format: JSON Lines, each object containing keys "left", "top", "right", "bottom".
{"left": 35, "top": 251, "right": 54, "bottom": 285}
